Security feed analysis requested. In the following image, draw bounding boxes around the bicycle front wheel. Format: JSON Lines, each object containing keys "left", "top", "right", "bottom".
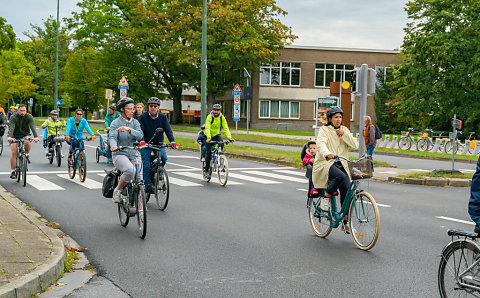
{"left": 16, "top": 155, "right": 22, "bottom": 183}
{"left": 217, "top": 155, "right": 229, "bottom": 186}
{"left": 438, "top": 240, "right": 480, "bottom": 297}
{"left": 22, "top": 154, "right": 27, "bottom": 187}
{"left": 48, "top": 148, "right": 54, "bottom": 164}
{"left": 136, "top": 186, "right": 147, "bottom": 239}
{"left": 416, "top": 139, "right": 428, "bottom": 151}
{"left": 348, "top": 191, "right": 380, "bottom": 251}
{"left": 0, "top": 137, "right": 3, "bottom": 156}
{"left": 56, "top": 145, "right": 62, "bottom": 167}
{"left": 154, "top": 167, "right": 169, "bottom": 210}
{"left": 398, "top": 137, "right": 412, "bottom": 150}
{"left": 78, "top": 151, "right": 87, "bottom": 182}
{"left": 307, "top": 197, "right": 332, "bottom": 238}
{"left": 68, "top": 155, "right": 76, "bottom": 179}
{"left": 118, "top": 197, "right": 130, "bottom": 227}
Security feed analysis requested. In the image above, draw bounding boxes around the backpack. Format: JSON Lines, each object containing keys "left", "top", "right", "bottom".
{"left": 374, "top": 124, "right": 382, "bottom": 140}
{"left": 102, "top": 169, "right": 119, "bottom": 198}
{"left": 210, "top": 113, "right": 223, "bottom": 127}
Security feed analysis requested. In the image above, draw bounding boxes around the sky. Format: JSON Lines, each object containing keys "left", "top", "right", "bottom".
{"left": 1, "top": 0, "right": 409, "bottom": 50}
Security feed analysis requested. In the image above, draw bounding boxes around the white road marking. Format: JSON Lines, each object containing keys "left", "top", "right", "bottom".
{"left": 0, "top": 170, "right": 105, "bottom": 175}
{"left": 172, "top": 172, "right": 242, "bottom": 185}
{"left": 274, "top": 170, "right": 306, "bottom": 176}
{"left": 297, "top": 188, "right": 308, "bottom": 192}
{"left": 407, "top": 169, "right": 430, "bottom": 172}
{"left": 166, "top": 162, "right": 197, "bottom": 169}
{"left": 229, "top": 167, "right": 294, "bottom": 171}
{"left": 27, "top": 175, "right": 64, "bottom": 190}
{"left": 167, "top": 156, "right": 199, "bottom": 159}
{"left": 436, "top": 216, "right": 475, "bottom": 225}
{"left": 460, "top": 169, "right": 475, "bottom": 173}
{"left": 228, "top": 173, "right": 281, "bottom": 184}
{"left": 85, "top": 145, "right": 96, "bottom": 149}
{"left": 57, "top": 174, "right": 103, "bottom": 189}
{"left": 168, "top": 177, "right": 202, "bottom": 187}
{"left": 242, "top": 170, "right": 308, "bottom": 183}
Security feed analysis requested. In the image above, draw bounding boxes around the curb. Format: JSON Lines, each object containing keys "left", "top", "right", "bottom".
{"left": 0, "top": 186, "right": 65, "bottom": 298}
{"left": 387, "top": 176, "right": 471, "bottom": 187}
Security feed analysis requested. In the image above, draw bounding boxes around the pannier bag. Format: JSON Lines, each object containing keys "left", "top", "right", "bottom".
{"left": 102, "top": 169, "right": 119, "bottom": 198}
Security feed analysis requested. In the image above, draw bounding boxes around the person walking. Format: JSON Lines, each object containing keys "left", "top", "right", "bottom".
{"left": 363, "top": 115, "right": 376, "bottom": 170}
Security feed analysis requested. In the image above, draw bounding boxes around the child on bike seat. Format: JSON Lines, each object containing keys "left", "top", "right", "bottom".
{"left": 303, "top": 139, "right": 317, "bottom": 196}
{"left": 197, "top": 124, "right": 207, "bottom": 161}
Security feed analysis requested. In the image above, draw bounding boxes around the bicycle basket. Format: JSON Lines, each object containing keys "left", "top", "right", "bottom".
{"left": 53, "top": 135, "right": 65, "bottom": 142}
{"left": 348, "top": 156, "right": 373, "bottom": 180}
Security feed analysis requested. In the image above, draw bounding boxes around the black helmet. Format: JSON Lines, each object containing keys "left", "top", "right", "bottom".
{"left": 201, "top": 124, "right": 206, "bottom": 129}
{"left": 116, "top": 97, "right": 134, "bottom": 111}
{"left": 326, "top": 106, "right": 343, "bottom": 119}
{"left": 212, "top": 103, "right": 222, "bottom": 110}
{"left": 148, "top": 97, "right": 161, "bottom": 105}
{"left": 108, "top": 104, "right": 116, "bottom": 110}
{"left": 50, "top": 110, "right": 59, "bottom": 116}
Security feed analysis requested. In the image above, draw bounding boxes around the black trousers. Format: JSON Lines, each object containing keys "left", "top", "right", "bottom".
{"left": 326, "top": 161, "right": 350, "bottom": 206}
{"left": 204, "top": 134, "right": 223, "bottom": 172}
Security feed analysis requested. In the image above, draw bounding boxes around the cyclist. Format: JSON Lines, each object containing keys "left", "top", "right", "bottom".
{"left": 133, "top": 102, "right": 145, "bottom": 120}
{"left": 312, "top": 107, "right": 358, "bottom": 233}
{"left": 197, "top": 124, "right": 207, "bottom": 161}
{"left": 65, "top": 109, "right": 95, "bottom": 158}
{"left": 138, "top": 97, "right": 178, "bottom": 193}
{"left": 41, "top": 110, "right": 65, "bottom": 157}
{"left": 6, "top": 105, "right": 17, "bottom": 122}
{"left": 105, "top": 104, "right": 120, "bottom": 131}
{"left": 7, "top": 104, "right": 39, "bottom": 179}
{"left": 203, "top": 104, "right": 234, "bottom": 179}
{"left": 108, "top": 98, "right": 144, "bottom": 203}
{"left": 469, "top": 157, "right": 480, "bottom": 232}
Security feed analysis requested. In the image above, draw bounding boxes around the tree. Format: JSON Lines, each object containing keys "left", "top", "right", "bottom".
{"left": 0, "top": 17, "right": 15, "bottom": 51}
{"left": 0, "top": 49, "right": 38, "bottom": 104}
{"left": 392, "top": 0, "right": 480, "bottom": 133}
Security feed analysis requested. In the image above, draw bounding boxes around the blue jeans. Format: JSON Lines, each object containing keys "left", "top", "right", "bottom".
{"left": 367, "top": 145, "right": 375, "bottom": 170}
{"left": 140, "top": 147, "right": 167, "bottom": 190}
{"left": 68, "top": 139, "right": 84, "bottom": 155}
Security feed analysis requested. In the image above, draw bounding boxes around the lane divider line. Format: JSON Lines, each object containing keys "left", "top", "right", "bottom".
{"left": 436, "top": 216, "right": 475, "bottom": 226}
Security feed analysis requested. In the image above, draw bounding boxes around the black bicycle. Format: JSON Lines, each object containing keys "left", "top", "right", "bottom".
{"left": 45, "top": 124, "right": 66, "bottom": 167}
{"left": 12, "top": 137, "right": 32, "bottom": 187}
{"left": 145, "top": 143, "right": 174, "bottom": 211}
{"left": 67, "top": 136, "right": 94, "bottom": 182}
{"left": 0, "top": 124, "right": 7, "bottom": 156}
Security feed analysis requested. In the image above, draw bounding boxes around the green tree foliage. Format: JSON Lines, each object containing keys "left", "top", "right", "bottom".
{"left": 392, "top": 0, "right": 480, "bottom": 133}
{"left": 374, "top": 68, "right": 402, "bottom": 133}
{"left": 0, "top": 49, "right": 38, "bottom": 104}
{"left": 0, "top": 17, "right": 16, "bottom": 51}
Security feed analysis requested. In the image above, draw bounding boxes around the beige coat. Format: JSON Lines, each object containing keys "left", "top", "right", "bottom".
{"left": 312, "top": 125, "right": 359, "bottom": 189}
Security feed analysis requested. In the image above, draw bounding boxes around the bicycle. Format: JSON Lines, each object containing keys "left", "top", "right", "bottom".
{"left": 444, "top": 131, "right": 465, "bottom": 154}
{"left": 0, "top": 124, "right": 7, "bottom": 156}
{"left": 67, "top": 136, "right": 94, "bottom": 182}
{"left": 398, "top": 127, "right": 416, "bottom": 150}
{"left": 114, "top": 142, "right": 148, "bottom": 239}
{"left": 12, "top": 137, "right": 32, "bottom": 187}
{"left": 467, "top": 132, "right": 477, "bottom": 154}
{"left": 306, "top": 155, "right": 380, "bottom": 251}
{"left": 202, "top": 140, "right": 230, "bottom": 186}
{"left": 416, "top": 129, "right": 435, "bottom": 151}
{"left": 45, "top": 124, "right": 66, "bottom": 167}
{"left": 438, "top": 229, "right": 480, "bottom": 297}
{"left": 145, "top": 143, "right": 174, "bottom": 211}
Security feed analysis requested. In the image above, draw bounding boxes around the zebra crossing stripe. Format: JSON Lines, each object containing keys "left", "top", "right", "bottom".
{"left": 228, "top": 172, "right": 281, "bottom": 184}
{"left": 168, "top": 177, "right": 202, "bottom": 187}
{"left": 27, "top": 175, "right": 64, "bottom": 190}
{"left": 172, "top": 172, "right": 243, "bottom": 185}
{"left": 274, "top": 170, "right": 306, "bottom": 177}
{"left": 242, "top": 170, "right": 308, "bottom": 183}
{"left": 57, "top": 174, "right": 103, "bottom": 189}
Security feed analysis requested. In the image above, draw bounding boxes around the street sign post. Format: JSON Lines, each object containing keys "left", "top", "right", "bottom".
{"left": 232, "top": 84, "right": 242, "bottom": 132}
{"left": 57, "top": 99, "right": 61, "bottom": 106}
{"left": 118, "top": 76, "right": 129, "bottom": 98}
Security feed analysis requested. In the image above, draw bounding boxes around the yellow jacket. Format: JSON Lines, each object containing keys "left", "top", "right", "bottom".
{"left": 41, "top": 118, "right": 65, "bottom": 137}
{"left": 312, "top": 125, "right": 359, "bottom": 189}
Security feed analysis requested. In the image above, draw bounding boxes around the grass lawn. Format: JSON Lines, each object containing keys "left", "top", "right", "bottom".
{"left": 399, "top": 171, "right": 474, "bottom": 179}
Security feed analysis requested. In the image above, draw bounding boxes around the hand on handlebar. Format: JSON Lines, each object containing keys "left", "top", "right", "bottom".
{"left": 7, "top": 137, "right": 14, "bottom": 143}
{"left": 111, "top": 146, "right": 118, "bottom": 152}
{"left": 325, "top": 154, "right": 335, "bottom": 160}
{"left": 32, "top": 137, "right": 39, "bottom": 143}
{"left": 171, "top": 142, "right": 179, "bottom": 149}
{"left": 228, "top": 139, "right": 235, "bottom": 143}
{"left": 65, "top": 135, "right": 71, "bottom": 141}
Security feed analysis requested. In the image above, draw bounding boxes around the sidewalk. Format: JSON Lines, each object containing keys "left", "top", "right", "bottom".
{"left": 0, "top": 186, "right": 64, "bottom": 298}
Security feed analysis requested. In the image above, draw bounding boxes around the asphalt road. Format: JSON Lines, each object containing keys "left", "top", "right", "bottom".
{"left": 0, "top": 133, "right": 474, "bottom": 297}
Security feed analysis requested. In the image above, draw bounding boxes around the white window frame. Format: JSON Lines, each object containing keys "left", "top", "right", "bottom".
{"left": 314, "top": 63, "right": 355, "bottom": 88}
{"left": 258, "top": 100, "right": 300, "bottom": 119}
{"left": 260, "top": 62, "right": 301, "bottom": 87}
{"left": 375, "top": 65, "right": 392, "bottom": 87}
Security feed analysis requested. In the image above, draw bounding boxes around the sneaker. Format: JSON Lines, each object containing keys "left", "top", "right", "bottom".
{"left": 106, "top": 158, "right": 111, "bottom": 164}
{"left": 204, "top": 172, "right": 211, "bottom": 179}
{"left": 61, "top": 153, "right": 65, "bottom": 158}
{"left": 25, "top": 154, "right": 31, "bottom": 164}
{"left": 309, "top": 188, "right": 319, "bottom": 196}
{"left": 342, "top": 221, "right": 351, "bottom": 234}
{"left": 112, "top": 190, "right": 122, "bottom": 203}
{"left": 10, "top": 171, "right": 16, "bottom": 179}
{"left": 201, "top": 157, "right": 205, "bottom": 162}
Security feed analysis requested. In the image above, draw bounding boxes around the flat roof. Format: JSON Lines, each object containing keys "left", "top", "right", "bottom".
{"left": 285, "top": 45, "right": 400, "bottom": 54}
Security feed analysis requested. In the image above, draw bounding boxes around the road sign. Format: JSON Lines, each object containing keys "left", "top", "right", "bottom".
{"left": 233, "top": 104, "right": 240, "bottom": 121}
{"left": 120, "top": 89, "right": 128, "bottom": 98}
{"left": 232, "top": 83, "right": 242, "bottom": 96}
{"left": 57, "top": 99, "right": 61, "bottom": 106}
{"left": 118, "top": 76, "right": 129, "bottom": 89}
{"left": 29, "top": 98, "right": 33, "bottom": 107}
{"left": 234, "top": 95, "right": 241, "bottom": 105}
{"left": 105, "top": 89, "right": 113, "bottom": 99}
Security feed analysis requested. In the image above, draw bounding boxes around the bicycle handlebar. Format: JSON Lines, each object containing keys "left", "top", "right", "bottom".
{"left": 208, "top": 140, "right": 232, "bottom": 145}
{"left": 331, "top": 155, "right": 367, "bottom": 163}
{"left": 114, "top": 142, "right": 175, "bottom": 152}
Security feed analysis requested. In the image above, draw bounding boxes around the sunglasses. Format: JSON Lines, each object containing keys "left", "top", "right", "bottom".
{"left": 149, "top": 105, "right": 159, "bottom": 108}
{"left": 76, "top": 113, "right": 83, "bottom": 116}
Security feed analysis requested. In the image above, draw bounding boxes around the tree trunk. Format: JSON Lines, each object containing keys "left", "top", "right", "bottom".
{"left": 171, "top": 88, "right": 183, "bottom": 124}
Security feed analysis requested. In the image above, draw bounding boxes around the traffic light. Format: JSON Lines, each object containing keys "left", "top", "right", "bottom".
{"left": 351, "top": 68, "right": 358, "bottom": 93}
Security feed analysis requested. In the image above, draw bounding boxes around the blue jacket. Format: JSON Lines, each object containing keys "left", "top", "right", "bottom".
{"left": 138, "top": 112, "right": 175, "bottom": 144}
{"left": 197, "top": 130, "right": 207, "bottom": 145}
{"left": 469, "top": 157, "right": 480, "bottom": 226}
{"left": 66, "top": 117, "right": 94, "bottom": 139}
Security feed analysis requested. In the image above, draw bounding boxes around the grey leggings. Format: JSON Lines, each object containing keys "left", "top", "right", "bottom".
{"left": 112, "top": 154, "right": 142, "bottom": 182}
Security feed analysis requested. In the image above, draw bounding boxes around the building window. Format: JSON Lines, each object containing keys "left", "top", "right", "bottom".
{"left": 240, "top": 100, "right": 247, "bottom": 118}
{"left": 315, "top": 63, "right": 355, "bottom": 87}
{"left": 260, "top": 62, "right": 301, "bottom": 86}
{"left": 258, "top": 100, "right": 300, "bottom": 119}
{"left": 375, "top": 65, "right": 393, "bottom": 87}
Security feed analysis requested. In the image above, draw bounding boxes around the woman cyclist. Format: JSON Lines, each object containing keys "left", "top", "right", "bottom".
{"left": 109, "top": 98, "right": 144, "bottom": 204}
{"left": 312, "top": 107, "right": 359, "bottom": 233}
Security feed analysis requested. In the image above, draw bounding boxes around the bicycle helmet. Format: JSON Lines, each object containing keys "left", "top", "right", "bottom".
{"left": 116, "top": 97, "right": 135, "bottom": 111}
{"left": 326, "top": 106, "right": 343, "bottom": 119}
{"left": 108, "top": 104, "right": 116, "bottom": 110}
{"left": 201, "top": 124, "right": 206, "bottom": 129}
{"left": 307, "top": 139, "right": 316, "bottom": 146}
{"left": 50, "top": 110, "right": 59, "bottom": 115}
{"left": 148, "top": 97, "right": 161, "bottom": 105}
{"left": 212, "top": 103, "right": 222, "bottom": 110}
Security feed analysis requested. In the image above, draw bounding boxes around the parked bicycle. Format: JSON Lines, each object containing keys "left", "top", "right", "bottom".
{"left": 67, "top": 136, "right": 94, "bottom": 182}
{"left": 12, "top": 137, "right": 32, "bottom": 187}
{"left": 45, "top": 125, "right": 66, "bottom": 167}
{"left": 307, "top": 155, "right": 380, "bottom": 251}
{"left": 115, "top": 141, "right": 148, "bottom": 239}
{"left": 398, "top": 127, "right": 416, "bottom": 150}
{"left": 145, "top": 142, "right": 174, "bottom": 211}
{"left": 438, "top": 229, "right": 480, "bottom": 297}
{"left": 444, "top": 131, "right": 465, "bottom": 154}
{"left": 202, "top": 140, "right": 230, "bottom": 186}
{"left": 416, "top": 129, "right": 435, "bottom": 151}
{"left": 467, "top": 132, "right": 477, "bottom": 154}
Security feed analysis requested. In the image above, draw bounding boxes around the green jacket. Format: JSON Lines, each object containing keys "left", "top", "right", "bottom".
{"left": 41, "top": 118, "right": 65, "bottom": 137}
{"left": 205, "top": 113, "right": 231, "bottom": 140}
{"left": 8, "top": 113, "right": 38, "bottom": 138}
{"left": 105, "top": 111, "right": 120, "bottom": 128}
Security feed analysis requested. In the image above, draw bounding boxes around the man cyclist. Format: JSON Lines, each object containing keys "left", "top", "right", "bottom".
{"left": 6, "top": 106, "right": 17, "bottom": 122}
{"left": 104, "top": 104, "right": 119, "bottom": 163}
{"left": 138, "top": 97, "right": 178, "bottom": 193}
{"left": 7, "top": 104, "right": 39, "bottom": 179}
{"left": 65, "top": 109, "right": 95, "bottom": 158}
{"left": 203, "top": 104, "right": 234, "bottom": 179}
{"left": 41, "top": 110, "right": 65, "bottom": 157}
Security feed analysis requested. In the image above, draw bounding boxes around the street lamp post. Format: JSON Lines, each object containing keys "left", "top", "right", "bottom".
{"left": 54, "top": 0, "right": 59, "bottom": 111}
{"left": 200, "top": 0, "right": 208, "bottom": 124}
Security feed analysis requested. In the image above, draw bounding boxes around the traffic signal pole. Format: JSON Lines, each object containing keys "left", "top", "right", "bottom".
{"left": 358, "top": 64, "right": 368, "bottom": 157}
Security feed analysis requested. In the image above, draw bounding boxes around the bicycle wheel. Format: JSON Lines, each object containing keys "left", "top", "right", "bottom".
{"left": 444, "top": 141, "right": 460, "bottom": 154}
{"left": 68, "top": 154, "right": 76, "bottom": 179}
{"left": 348, "top": 191, "right": 380, "bottom": 251}
{"left": 96, "top": 147, "right": 100, "bottom": 163}
{"left": 22, "top": 153, "right": 27, "bottom": 187}
{"left": 0, "top": 136, "right": 3, "bottom": 156}
{"left": 136, "top": 185, "right": 147, "bottom": 239}
{"left": 55, "top": 145, "right": 62, "bottom": 167}
{"left": 398, "top": 137, "right": 412, "bottom": 150}
{"left": 16, "top": 155, "right": 21, "bottom": 183}
{"left": 118, "top": 191, "right": 130, "bottom": 227}
{"left": 217, "top": 155, "right": 229, "bottom": 186}
{"left": 48, "top": 147, "right": 54, "bottom": 164}
{"left": 307, "top": 197, "right": 332, "bottom": 238}
{"left": 154, "top": 167, "right": 169, "bottom": 210}
{"left": 438, "top": 240, "right": 480, "bottom": 297}
{"left": 78, "top": 151, "right": 87, "bottom": 182}
{"left": 416, "top": 139, "right": 428, "bottom": 151}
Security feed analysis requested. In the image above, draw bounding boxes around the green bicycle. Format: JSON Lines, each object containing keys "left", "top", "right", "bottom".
{"left": 307, "top": 155, "right": 380, "bottom": 251}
